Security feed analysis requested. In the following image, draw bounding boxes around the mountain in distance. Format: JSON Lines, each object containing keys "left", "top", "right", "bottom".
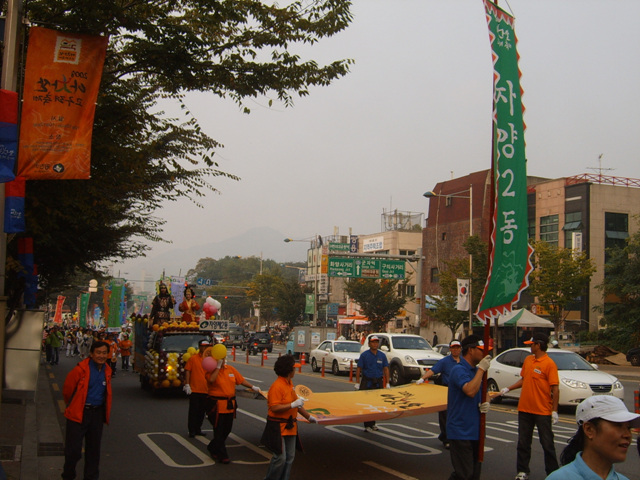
{"left": 120, "top": 226, "right": 310, "bottom": 283}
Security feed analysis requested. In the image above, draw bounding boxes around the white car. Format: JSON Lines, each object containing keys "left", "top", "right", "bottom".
{"left": 361, "top": 333, "right": 444, "bottom": 386}
{"left": 488, "top": 347, "right": 624, "bottom": 406}
{"left": 310, "top": 340, "right": 361, "bottom": 375}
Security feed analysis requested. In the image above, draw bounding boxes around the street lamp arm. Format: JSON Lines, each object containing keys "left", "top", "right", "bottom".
{"left": 423, "top": 190, "right": 470, "bottom": 199}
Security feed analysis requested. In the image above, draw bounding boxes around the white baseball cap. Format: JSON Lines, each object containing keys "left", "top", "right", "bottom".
{"left": 576, "top": 395, "right": 640, "bottom": 428}
{"left": 369, "top": 335, "right": 380, "bottom": 342}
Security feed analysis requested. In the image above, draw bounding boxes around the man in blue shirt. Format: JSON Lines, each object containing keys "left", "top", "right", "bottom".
{"left": 416, "top": 339, "right": 462, "bottom": 448}
{"left": 446, "top": 335, "right": 492, "bottom": 480}
{"left": 355, "top": 335, "right": 389, "bottom": 432}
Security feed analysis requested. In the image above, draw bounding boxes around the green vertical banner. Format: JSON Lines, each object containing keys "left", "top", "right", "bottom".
{"left": 108, "top": 279, "right": 125, "bottom": 330}
{"left": 305, "top": 294, "right": 315, "bottom": 315}
{"left": 79, "top": 292, "right": 90, "bottom": 328}
{"left": 476, "top": 0, "right": 533, "bottom": 323}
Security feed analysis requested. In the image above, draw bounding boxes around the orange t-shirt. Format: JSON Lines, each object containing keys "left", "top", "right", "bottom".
{"left": 185, "top": 354, "right": 208, "bottom": 394}
{"left": 267, "top": 376, "right": 298, "bottom": 436}
{"left": 206, "top": 364, "right": 245, "bottom": 414}
{"left": 518, "top": 353, "right": 559, "bottom": 416}
{"left": 119, "top": 340, "right": 132, "bottom": 357}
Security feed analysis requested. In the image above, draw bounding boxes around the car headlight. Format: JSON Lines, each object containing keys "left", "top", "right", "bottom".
{"left": 613, "top": 381, "right": 623, "bottom": 390}
{"left": 340, "top": 357, "right": 352, "bottom": 362}
{"left": 561, "top": 377, "right": 588, "bottom": 389}
{"left": 404, "top": 355, "right": 417, "bottom": 365}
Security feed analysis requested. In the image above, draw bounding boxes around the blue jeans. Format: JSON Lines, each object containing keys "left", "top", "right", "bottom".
{"left": 264, "top": 434, "right": 296, "bottom": 480}
{"left": 516, "top": 411, "right": 559, "bottom": 475}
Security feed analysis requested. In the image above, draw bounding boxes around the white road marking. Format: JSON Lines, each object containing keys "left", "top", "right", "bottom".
{"left": 194, "top": 433, "right": 270, "bottom": 464}
{"left": 138, "top": 432, "right": 214, "bottom": 468}
{"left": 363, "top": 460, "right": 420, "bottom": 480}
{"left": 327, "top": 424, "right": 442, "bottom": 455}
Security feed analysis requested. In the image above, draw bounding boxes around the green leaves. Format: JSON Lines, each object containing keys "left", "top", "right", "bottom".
{"left": 343, "top": 278, "right": 410, "bottom": 333}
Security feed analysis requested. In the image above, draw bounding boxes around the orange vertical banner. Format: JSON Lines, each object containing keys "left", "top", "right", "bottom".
{"left": 17, "top": 26, "right": 108, "bottom": 179}
{"left": 53, "top": 295, "right": 66, "bottom": 324}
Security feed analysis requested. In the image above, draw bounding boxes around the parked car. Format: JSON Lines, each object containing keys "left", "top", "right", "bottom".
{"left": 361, "top": 333, "right": 444, "bottom": 386}
{"left": 433, "top": 344, "right": 450, "bottom": 356}
{"left": 247, "top": 332, "right": 273, "bottom": 355}
{"left": 626, "top": 346, "right": 640, "bottom": 366}
{"left": 310, "top": 340, "right": 361, "bottom": 375}
{"left": 487, "top": 347, "right": 624, "bottom": 406}
{"left": 213, "top": 333, "right": 225, "bottom": 344}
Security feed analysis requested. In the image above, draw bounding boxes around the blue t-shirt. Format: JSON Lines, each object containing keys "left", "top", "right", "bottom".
{"left": 86, "top": 359, "right": 107, "bottom": 406}
{"left": 357, "top": 349, "right": 388, "bottom": 386}
{"left": 545, "top": 452, "right": 629, "bottom": 480}
{"left": 446, "top": 357, "right": 481, "bottom": 440}
{"left": 430, "top": 354, "right": 460, "bottom": 386}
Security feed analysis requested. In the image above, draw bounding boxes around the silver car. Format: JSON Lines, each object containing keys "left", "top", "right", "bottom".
{"left": 310, "top": 340, "right": 361, "bottom": 375}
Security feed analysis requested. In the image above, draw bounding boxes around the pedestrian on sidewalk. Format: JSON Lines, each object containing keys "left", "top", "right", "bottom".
{"left": 184, "top": 339, "right": 210, "bottom": 437}
{"left": 49, "top": 325, "right": 64, "bottom": 365}
{"left": 500, "top": 332, "right": 560, "bottom": 480}
{"left": 61, "top": 340, "right": 112, "bottom": 480}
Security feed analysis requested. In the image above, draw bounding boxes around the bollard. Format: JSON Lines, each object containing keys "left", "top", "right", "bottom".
{"left": 246, "top": 348, "right": 249, "bottom": 364}
{"left": 321, "top": 358, "right": 325, "bottom": 377}
{"left": 232, "top": 346, "right": 236, "bottom": 361}
{"left": 262, "top": 349, "right": 268, "bottom": 367}
{"left": 301, "top": 353, "right": 306, "bottom": 366}
{"left": 349, "top": 360, "right": 354, "bottom": 382}
{"left": 635, "top": 390, "right": 639, "bottom": 414}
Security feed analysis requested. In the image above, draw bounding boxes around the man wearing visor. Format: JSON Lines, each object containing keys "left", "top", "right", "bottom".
{"left": 416, "top": 339, "right": 462, "bottom": 449}
{"left": 355, "top": 335, "right": 390, "bottom": 432}
{"left": 500, "top": 332, "right": 559, "bottom": 480}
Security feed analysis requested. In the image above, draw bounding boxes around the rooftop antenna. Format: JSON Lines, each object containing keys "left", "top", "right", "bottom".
{"left": 587, "top": 153, "right": 614, "bottom": 180}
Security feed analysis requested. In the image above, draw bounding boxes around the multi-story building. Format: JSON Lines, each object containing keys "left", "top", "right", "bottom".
{"left": 421, "top": 170, "right": 640, "bottom": 334}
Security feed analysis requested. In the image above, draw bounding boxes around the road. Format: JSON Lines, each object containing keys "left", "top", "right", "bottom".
{"left": 46, "top": 346, "right": 640, "bottom": 480}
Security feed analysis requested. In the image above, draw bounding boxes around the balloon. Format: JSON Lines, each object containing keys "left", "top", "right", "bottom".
{"left": 211, "top": 344, "right": 227, "bottom": 360}
{"left": 187, "top": 347, "right": 197, "bottom": 355}
{"left": 210, "top": 306, "right": 218, "bottom": 315}
{"left": 206, "top": 297, "right": 216, "bottom": 306}
{"left": 212, "top": 300, "right": 222, "bottom": 309}
{"left": 202, "top": 356, "right": 218, "bottom": 372}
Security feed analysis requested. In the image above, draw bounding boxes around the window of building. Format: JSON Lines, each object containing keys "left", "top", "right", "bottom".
{"left": 563, "top": 211, "right": 582, "bottom": 248}
{"left": 399, "top": 250, "right": 416, "bottom": 257}
{"left": 441, "top": 232, "right": 447, "bottom": 241}
{"left": 604, "top": 212, "right": 628, "bottom": 255}
{"left": 540, "top": 214, "right": 559, "bottom": 246}
{"left": 395, "top": 319, "right": 404, "bottom": 329}
{"left": 430, "top": 267, "right": 439, "bottom": 284}
{"left": 398, "top": 284, "right": 416, "bottom": 297}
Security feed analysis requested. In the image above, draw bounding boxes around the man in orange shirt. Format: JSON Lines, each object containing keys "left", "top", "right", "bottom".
{"left": 205, "top": 357, "right": 261, "bottom": 463}
{"left": 500, "top": 332, "right": 559, "bottom": 480}
{"left": 118, "top": 334, "right": 132, "bottom": 372}
{"left": 184, "top": 339, "right": 210, "bottom": 438}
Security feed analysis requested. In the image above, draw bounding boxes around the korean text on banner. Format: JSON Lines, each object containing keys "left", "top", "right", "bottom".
{"left": 456, "top": 278, "right": 470, "bottom": 312}
{"left": 17, "top": 26, "right": 108, "bottom": 179}
{"left": 53, "top": 295, "right": 65, "bottom": 324}
{"left": 79, "top": 292, "right": 90, "bottom": 328}
{"left": 476, "top": 1, "right": 533, "bottom": 323}
{"left": 108, "top": 279, "right": 125, "bottom": 329}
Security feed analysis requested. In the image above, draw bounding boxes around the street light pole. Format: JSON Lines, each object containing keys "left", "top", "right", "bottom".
{"left": 423, "top": 185, "right": 474, "bottom": 337}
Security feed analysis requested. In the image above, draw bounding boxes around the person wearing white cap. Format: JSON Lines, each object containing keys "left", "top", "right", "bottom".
{"left": 355, "top": 335, "right": 390, "bottom": 432}
{"left": 416, "top": 339, "right": 462, "bottom": 449}
{"left": 546, "top": 396, "right": 640, "bottom": 480}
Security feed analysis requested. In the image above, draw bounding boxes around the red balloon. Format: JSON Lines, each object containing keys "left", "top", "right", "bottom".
{"left": 210, "top": 306, "right": 218, "bottom": 315}
{"left": 202, "top": 357, "right": 217, "bottom": 372}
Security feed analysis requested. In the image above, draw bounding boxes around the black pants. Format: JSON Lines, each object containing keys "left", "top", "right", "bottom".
{"left": 207, "top": 413, "right": 234, "bottom": 459}
{"left": 188, "top": 393, "right": 207, "bottom": 435}
{"left": 448, "top": 439, "right": 481, "bottom": 480}
{"left": 438, "top": 409, "right": 448, "bottom": 443}
{"left": 516, "top": 411, "right": 559, "bottom": 475}
{"left": 121, "top": 356, "right": 130, "bottom": 371}
{"left": 62, "top": 406, "right": 105, "bottom": 480}
{"left": 361, "top": 377, "right": 383, "bottom": 428}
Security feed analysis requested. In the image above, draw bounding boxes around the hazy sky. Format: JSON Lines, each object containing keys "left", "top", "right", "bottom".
{"left": 118, "top": 0, "right": 640, "bottom": 277}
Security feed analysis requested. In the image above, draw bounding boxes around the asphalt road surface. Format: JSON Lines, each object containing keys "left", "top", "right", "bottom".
{"left": 47, "top": 348, "right": 640, "bottom": 480}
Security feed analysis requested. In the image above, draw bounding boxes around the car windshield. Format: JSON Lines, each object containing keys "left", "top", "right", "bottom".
{"left": 334, "top": 342, "right": 361, "bottom": 353}
{"left": 391, "top": 336, "right": 433, "bottom": 350}
{"left": 161, "top": 334, "right": 208, "bottom": 353}
{"left": 548, "top": 351, "right": 595, "bottom": 371}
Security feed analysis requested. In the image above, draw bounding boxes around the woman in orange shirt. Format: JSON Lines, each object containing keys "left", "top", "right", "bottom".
{"left": 263, "top": 354, "right": 317, "bottom": 480}
{"left": 205, "top": 357, "right": 260, "bottom": 464}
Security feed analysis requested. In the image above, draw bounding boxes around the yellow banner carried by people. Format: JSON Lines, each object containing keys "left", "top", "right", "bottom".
{"left": 298, "top": 383, "right": 448, "bottom": 425}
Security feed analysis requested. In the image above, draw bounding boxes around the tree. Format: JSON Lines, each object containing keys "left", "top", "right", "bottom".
{"left": 527, "top": 240, "right": 596, "bottom": 333}
{"left": 11, "top": 0, "right": 354, "bottom": 292}
{"left": 274, "top": 278, "right": 307, "bottom": 329}
{"left": 428, "top": 235, "right": 489, "bottom": 339}
{"left": 246, "top": 273, "right": 284, "bottom": 327}
{"left": 597, "top": 228, "right": 640, "bottom": 350}
{"left": 343, "top": 278, "right": 410, "bottom": 333}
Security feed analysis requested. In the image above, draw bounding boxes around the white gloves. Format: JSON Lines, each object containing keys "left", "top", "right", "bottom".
{"left": 386, "top": 383, "right": 391, "bottom": 389}
{"left": 291, "top": 398, "right": 305, "bottom": 409}
{"left": 500, "top": 387, "right": 510, "bottom": 396}
{"left": 354, "top": 383, "right": 360, "bottom": 390}
{"left": 251, "top": 385, "right": 261, "bottom": 393}
{"left": 308, "top": 415, "right": 318, "bottom": 424}
{"left": 415, "top": 378, "right": 425, "bottom": 385}
{"left": 183, "top": 384, "right": 192, "bottom": 395}
{"left": 478, "top": 402, "right": 490, "bottom": 414}
{"left": 477, "top": 355, "right": 492, "bottom": 372}
{"left": 552, "top": 411, "right": 559, "bottom": 425}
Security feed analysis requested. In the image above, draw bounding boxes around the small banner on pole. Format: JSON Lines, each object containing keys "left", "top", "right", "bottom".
{"left": 17, "top": 26, "right": 108, "bottom": 179}
{"left": 53, "top": 295, "right": 66, "bottom": 324}
{"left": 0, "top": 89, "right": 18, "bottom": 182}
{"left": 476, "top": 0, "right": 533, "bottom": 323}
{"left": 456, "top": 278, "right": 470, "bottom": 311}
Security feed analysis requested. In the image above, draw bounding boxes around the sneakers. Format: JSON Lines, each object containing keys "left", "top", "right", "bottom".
{"left": 515, "top": 473, "right": 529, "bottom": 480}
{"left": 443, "top": 441, "right": 451, "bottom": 449}
{"left": 364, "top": 425, "right": 379, "bottom": 432}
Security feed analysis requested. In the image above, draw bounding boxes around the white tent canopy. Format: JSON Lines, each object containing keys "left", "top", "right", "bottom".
{"left": 497, "top": 309, "right": 554, "bottom": 328}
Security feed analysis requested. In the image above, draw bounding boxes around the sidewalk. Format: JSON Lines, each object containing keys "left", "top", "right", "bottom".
{"left": 0, "top": 361, "right": 65, "bottom": 480}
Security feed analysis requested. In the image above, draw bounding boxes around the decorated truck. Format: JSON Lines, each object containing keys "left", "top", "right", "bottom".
{"left": 133, "top": 318, "right": 210, "bottom": 391}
